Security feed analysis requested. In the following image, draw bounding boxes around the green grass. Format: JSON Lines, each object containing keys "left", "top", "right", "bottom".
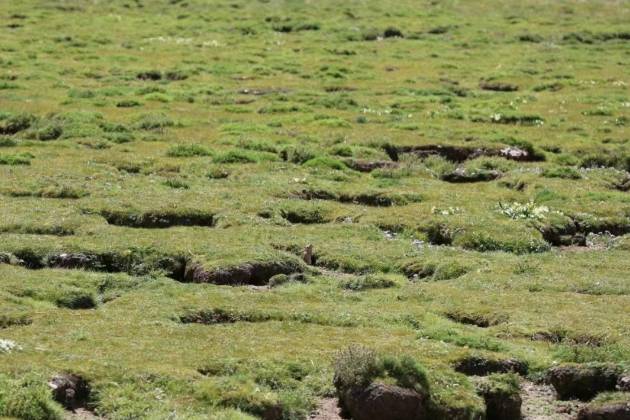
{"left": 0, "top": 0, "right": 628, "bottom": 418}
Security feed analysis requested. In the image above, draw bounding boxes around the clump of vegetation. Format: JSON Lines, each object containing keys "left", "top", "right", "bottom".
{"left": 400, "top": 260, "right": 469, "bottom": 281}
{"left": 0, "top": 153, "right": 33, "bottom": 165}
{"left": 0, "top": 137, "right": 17, "bottom": 147}
{"left": 0, "top": 113, "right": 36, "bottom": 135}
{"left": 339, "top": 275, "right": 397, "bottom": 291}
{"left": 206, "top": 167, "right": 230, "bottom": 179}
{"left": 333, "top": 346, "right": 429, "bottom": 393}
{"left": 303, "top": 156, "right": 347, "bottom": 170}
{"left": 213, "top": 149, "right": 274, "bottom": 164}
{"left": 0, "top": 374, "right": 65, "bottom": 419}
{"left": 162, "top": 178, "right": 190, "bottom": 189}
{"left": 542, "top": 166, "right": 582, "bottom": 179}
{"left": 134, "top": 113, "right": 175, "bottom": 130}
{"left": 166, "top": 144, "right": 212, "bottom": 158}
{"left": 268, "top": 273, "right": 308, "bottom": 288}
{"left": 278, "top": 201, "right": 331, "bottom": 224}
{"left": 279, "top": 145, "right": 318, "bottom": 164}
{"left": 54, "top": 288, "right": 97, "bottom": 309}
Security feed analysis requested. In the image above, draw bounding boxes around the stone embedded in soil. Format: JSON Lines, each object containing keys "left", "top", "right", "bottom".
{"left": 338, "top": 383, "right": 429, "bottom": 420}
{"left": 454, "top": 356, "right": 528, "bottom": 376}
{"left": 547, "top": 364, "right": 622, "bottom": 401}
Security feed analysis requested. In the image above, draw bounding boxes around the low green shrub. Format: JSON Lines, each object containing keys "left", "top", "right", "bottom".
{"left": 0, "top": 374, "right": 64, "bottom": 420}
{"left": 339, "top": 275, "right": 397, "bottom": 291}
{"left": 303, "top": 156, "right": 346, "bottom": 170}
{"left": 542, "top": 166, "right": 582, "bottom": 179}
{"left": 333, "top": 346, "right": 429, "bottom": 393}
{"left": 167, "top": 144, "right": 212, "bottom": 157}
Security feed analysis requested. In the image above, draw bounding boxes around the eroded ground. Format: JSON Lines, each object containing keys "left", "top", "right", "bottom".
{"left": 0, "top": 0, "right": 629, "bottom": 418}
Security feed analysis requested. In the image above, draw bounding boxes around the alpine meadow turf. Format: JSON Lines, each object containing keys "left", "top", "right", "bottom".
{"left": 0, "top": 0, "right": 629, "bottom": 419}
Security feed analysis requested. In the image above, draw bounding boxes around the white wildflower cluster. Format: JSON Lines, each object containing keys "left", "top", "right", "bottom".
{"left": 431, "top": 206, "right": 463, "bottom": 216}
{"left": 497, "top": 201, "right": 549, "bottom": 220}
{"left": 0, "top": 339, "right": 21, "bottom": 353}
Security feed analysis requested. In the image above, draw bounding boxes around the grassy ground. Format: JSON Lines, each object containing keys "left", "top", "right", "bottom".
{"left": 0, "top": 0, "right": 628, "bottom": 418}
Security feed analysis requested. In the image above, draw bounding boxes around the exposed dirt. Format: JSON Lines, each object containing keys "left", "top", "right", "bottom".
{"left": 384, "top": 144, "right": 543, "bottom": 163}
{"left": 445, "top": 312, "right": 504, "bottom": 328}
{"left": 441, "top": 168, "right": 502, "bottom": 183}
{"left": 343, "top": 159, "right": 398, "bottom": 173}
{"left": 292, "top": 188, "right": 410, "bottom": 207}
{"left": 6, "top": 250, "right": 186, "bottom": 280}
{"left": 521, "top": 380, "right": 584, "bottom": 420}
{"left": 309, "top": 398, "right": 343, "bottom": 420}
{"left": 337, "top": 383, "right": 428, "bottom": 420}
{"left": 0, "top": 314, "right": 32, "bottom": 329}
{"left": 577, "top": 401, "right": 630, "bottom": 420}
{"left": 531, "top": 330, "right": 606, "bottom": 347}
{"left": 479, "top": 81, "right": 519, "bottom": 92}
{"left": 100, "top": 210, "right": 215, "bottom": 228}
{"left": 538, "top": 218, "right": 630, "bottom": 247}
{"left": 64, "top": 408, "right": 100, "bottom": 420}
{"left": 454, "top": 356, "right": 528, "bottom": 376}
{"left": 183, "top": 260, "right": 303, "bottom": 286}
